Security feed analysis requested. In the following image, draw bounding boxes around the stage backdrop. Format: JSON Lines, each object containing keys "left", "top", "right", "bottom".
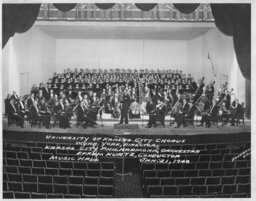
{"left": 2, "top": 26, "right": 245, "bottom": 109}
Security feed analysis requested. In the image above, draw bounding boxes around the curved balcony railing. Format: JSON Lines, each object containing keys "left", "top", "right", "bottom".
{"left": 37, "top": 3, "right": 214, "bottom": 22}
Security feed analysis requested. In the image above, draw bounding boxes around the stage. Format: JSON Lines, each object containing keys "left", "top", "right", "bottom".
{"left": 2, "top": 117, "right": 251, "bottom": 137}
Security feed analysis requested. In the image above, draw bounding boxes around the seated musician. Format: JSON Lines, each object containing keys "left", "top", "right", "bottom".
{"left": 230, "top": 99, "right": 244, "bottom": 126}
{"left": 15, "top": 96, "right": 29, "bottom": 118}
{"left": 145, "top": 99, "right": 157, "bottom": 128}
{"left": 38, "top": 98, "right": 51, "bottom": 117}
{"left": 31, "top": 99, "right": 51, "bottom": 128}
{"left": 174, "top": 98, "right": 190, "bottom": 128}
{"left": 220, "top": 101, "right": 231, "bottom": 125}
{"left": 8, "top": 99, "right": 24, "bottom": 128}
{"left": 200, "top": 99, "right": 219, "bottom": 128}
{"left": 77, "top": 99, "right": 96, "bottom": 128}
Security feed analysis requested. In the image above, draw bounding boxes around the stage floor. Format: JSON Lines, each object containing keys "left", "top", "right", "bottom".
{"left": 2, "top": 118, "right": 251, "bottom": 136}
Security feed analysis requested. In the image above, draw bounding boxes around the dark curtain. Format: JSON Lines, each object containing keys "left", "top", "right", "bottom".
{"left": 53, "top": 4, "right": 77, "bottom": 12}
{"left": 95, "top": 3, "right": 115, "bottom": 10}
{"left": 211, "top": 4, "right": 251, "bottom": 80}
{"left": 173, "top": 4, "right": 200, "bottom": 14}
{"left": 135, "top": 4, "right": 157, "bottom": 11}
{"left": 2, "top": 4, "right": 41, "bottom": 48}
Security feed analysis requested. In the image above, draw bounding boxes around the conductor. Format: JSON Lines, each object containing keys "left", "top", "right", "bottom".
{"left": 119, "top": 89, "right": 131, "bottom": 124}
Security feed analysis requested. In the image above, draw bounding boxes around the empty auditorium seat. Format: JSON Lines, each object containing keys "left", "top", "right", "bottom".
{"left": 8, "top": 182, "right": 22, "bottom": 192}
{"left": 199, "top": 154, "right": 211, "bottom": 162}
{"left": 222, "top": 184, "right": 237, "bottom": 194}
{"left": 99, "top": 177, "right": 114, "bottom": 185}
{"left": 232, "top": 193, "right": 248, "bottom": 198}
{"left": 237, "top": 183, "right": 250, "bottom": 194}
{"left": 3, "top": 181, "right": 8, "bottom": 191}
{"left": 73, "top": 162, "right": 87, "bottom": 169}
{"left": 54, "top": 184, "right": 68, "bottom": 194}
{"left": 19, "top": 159, "right": 32, "bottom": 167}
{"left": 69, "top": 176, "right": 84, "bottom": 184}
{"left": 31, "top": 147, "right": 42, "bottom": 153}
{"left": 45, "top": 168, "right": 59, "bottom": 175}
{"left": 196, "top": 162, "right": 209, "bottom": 169}
{"left": 53, "top": 175, "right": 68, "bottom": 184}
{"left": 46, "top": 160, "right": 59, "bottom": 168}
{"left": 238, "top": 168, "right": 250, "bottom": 176}
{"left": 14, "top": 192, "right": 31, "bottom": 198}
{"left": 211, "top": 154, "right": 223, "bottom": 161}
{"left": 192, "top": 185, "right": 207, "bottom": 195}
{"left": 190, "top": 177, "right": 205, "bottom": 185}
{"left": 212, "top": 169, "right": 225, "bottom": 176}
{"left": 160, "top": 178, "right": 175, "bottom": 185}
{"left": 33, "top": 160, "right": 46, "bottom": 167}
{"left": 69, "top": 184, "right": 83, "bottom": 194}
{"left": 59, "top": 168, "right": 72, "bottom": 175}
{"left": 158, "top": 170, "right": 171, "bottom": 177}
{"left": 23, "top": 174, "right": 37, "bottom": 183}
{"left": 147, "top": 185, "right": 162, "bottom": 197}
{"left": 209, "top": 161, "right": 222, "bottom": 169}
{"left": 31, "top": 192, "right": 47, "bottom": 198}
{"left": 6, "top": 166, "right": 18, "bottom": 173}
{"left": 87, "top": 169, "right": 101, "bottom": 177}
{"left": 88, "top": 162, "right": 101, "bottom": 169}
{"left": 198, "top": 169, "right": 212, "bottom": 177}
{"left": 176, "top": 177, "right": 190, "bottom": 185}
{"left": 3, "top": 173, "right": 8, "bottom": 181}
{"left": 207, "top": 184, "right": 222, "bottom": 194}
{"left": 32, "top": 167, "right": 45, "bottom": 175}
{"left": 41, "top": 153, "right": 52, "bottom": 160}
{"left": 60, "top": 161, "right": 73, "bottom": 169}
{"left": 6, "top": 151, "right": 17, "bottom": 159}
{"left": 3, "top": 191, "right": 14, "bottom": 198}
{"left": 72, "top": 169, "right": 87, "bottom": 176}
{"left": 178, "top": 185, "right": 192, "bottom": 195}
{"left": 101, "top": 162, "right": 115, "bottom": 170}
{"left": 162, "top": 185, "right": 177, "bottom": 196}
{"left": 171, "top": 170, "right": 184, "bottom": 177}
{"left": 19, "top": 166, "right": 32, "bottom": 174}
{"left": 38, "top": 175, "right": 53, "bottom": 183}
{"left": 8, "top": 173, "right": 22, "bottom": 182}
{"left": 223, "top": 161, "right": 235, "bottom": 169}
{"left": 235, "top": 160, "right": 248, "bottom": 168}
{"left": 83, "top": 185, "right": 98, "bottom": 196}
{"left": 38, "top": 183, "right": 53, "bottom": 193}
{"left": 235, "top": 175, "right": 250, "bottom": 184}
{"left": 29, "top": 152, "right": 41, "bottom": 160}
{"left": 143, "top": 170, "right": 156, "bottom": 178}
{"left": 225, "top": 168, "right": 238, "bottom": 176}
{"left": 221, "top": 176, "right": 235, "bottom": 185}
{"left": 185, "top": 170, "right": 198, "bottom": 177}
{"left": 23, "top": 182, "right": 38, "bottom": 192}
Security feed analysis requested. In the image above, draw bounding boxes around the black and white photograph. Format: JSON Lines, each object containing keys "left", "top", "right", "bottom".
{"left": 1, "top": 0, "right": 254, "bottom": 199}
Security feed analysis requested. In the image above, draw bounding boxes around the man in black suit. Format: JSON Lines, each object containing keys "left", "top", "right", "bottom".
{"left": 145, "top": 100, "right": 157, "bottom": 128}
{"left": 31, "top": 100, "right": 51, "bottom": 128}
{"left": 175, "top": 98, "right": 190, "bottom": 128}
{"left": 8, "top": 99, "right": 24, "bottom": 128}
{"left": 119, "top": 89, "right": 131, "bottom": 124}
{"left": 15, "top": 96, "right": 29, "bottom": 118}
{"left": 201, "top": 99, "right": 219, "bottom": 128}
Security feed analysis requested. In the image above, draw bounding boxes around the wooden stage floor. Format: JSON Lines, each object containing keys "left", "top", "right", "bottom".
{"left": 2, "top": 118, "right": 251, "bottom": 136}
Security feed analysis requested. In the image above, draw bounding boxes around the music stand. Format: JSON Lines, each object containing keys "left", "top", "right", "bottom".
{"left": 115, "top": 136, "right": 132, "bottom": 181}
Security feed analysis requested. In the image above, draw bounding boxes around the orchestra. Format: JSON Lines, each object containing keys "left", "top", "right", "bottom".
{"left": 5, "top": 68, "right": 246, "bottom": 129}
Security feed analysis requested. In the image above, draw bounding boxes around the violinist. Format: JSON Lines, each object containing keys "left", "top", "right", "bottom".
{"left": 174, "top": 98, "right": 189, "bottom": 128}
{"left": 145, "top": 99, "right": 157, "bottom": 128}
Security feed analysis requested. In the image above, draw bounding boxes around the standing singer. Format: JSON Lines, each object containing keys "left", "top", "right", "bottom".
{"left": 119, "top": 89, "right": 131, "bottom": 124}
